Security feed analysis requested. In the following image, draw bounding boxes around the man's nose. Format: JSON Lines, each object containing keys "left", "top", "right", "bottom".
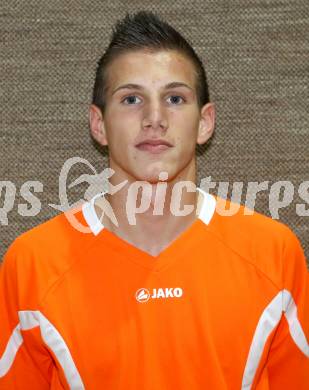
{"left": 142, "top": 100, "right": 168, "bottom": 132}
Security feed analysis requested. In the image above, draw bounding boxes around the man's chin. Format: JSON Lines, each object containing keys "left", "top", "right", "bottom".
{"left": 132, "top": 169, "right": 175, "bottom": 185}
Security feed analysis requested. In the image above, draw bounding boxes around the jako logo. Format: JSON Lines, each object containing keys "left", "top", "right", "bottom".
{"left": 135, "top": 287, "right": 183, "bottom": 303}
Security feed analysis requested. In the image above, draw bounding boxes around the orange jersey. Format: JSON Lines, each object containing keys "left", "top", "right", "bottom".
{"left": 0, "top": 187, "right": 308, "bottom": 389}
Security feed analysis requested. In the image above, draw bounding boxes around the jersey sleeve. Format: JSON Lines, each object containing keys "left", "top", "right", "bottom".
{"left": 0, "top": 238, "right": 56, "bottom": 389}
{"left": 266, "top": 228, "right": 309, "bottom": 389}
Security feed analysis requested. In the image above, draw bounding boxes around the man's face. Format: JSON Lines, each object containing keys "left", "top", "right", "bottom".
{"left": 91, "top": 49, "right": 214, "bottom": 183}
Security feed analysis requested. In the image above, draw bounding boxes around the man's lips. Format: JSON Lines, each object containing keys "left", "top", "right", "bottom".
{"left": 136, "top": 139, "right": 172, "bottom": 147}
{"left": 135, "top": 139, "right": 173, "bottom": 154}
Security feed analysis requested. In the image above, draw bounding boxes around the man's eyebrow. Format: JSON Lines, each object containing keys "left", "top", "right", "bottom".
{"left": 112, "top": 82, "right": 194, "bottom": 95}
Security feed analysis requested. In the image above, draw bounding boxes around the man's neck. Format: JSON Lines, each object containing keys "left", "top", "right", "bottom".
{"left": 94, "top": 177, "right": 204, "bottom": 257}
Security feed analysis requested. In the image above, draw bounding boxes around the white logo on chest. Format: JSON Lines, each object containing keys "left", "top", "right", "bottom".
{"left": 135, "top": 287, "right": 183, "bottom": 302}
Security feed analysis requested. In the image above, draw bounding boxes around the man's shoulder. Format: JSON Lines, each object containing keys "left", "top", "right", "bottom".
{"left": 1, "top": 202, "right": 99, "bottom": 306}
{"left": 209, "top": 194, "right": 292, "bottom": 241}
{"left": 208, "top": 195, "right": 302, "bottom": 287}
{"left": 2, "top": 202, "right": 96, "bottom": 281}
{"left": 15, "top": 204, "right": 92, "bottom": 250}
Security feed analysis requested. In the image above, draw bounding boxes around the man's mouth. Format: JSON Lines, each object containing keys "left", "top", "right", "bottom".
{"left": 135, "top": 139, "right": 173, "bottom": 153}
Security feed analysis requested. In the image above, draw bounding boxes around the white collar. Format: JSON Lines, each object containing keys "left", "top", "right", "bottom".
{"left": 82, "top": 186, "right": 216, "bottom": 236}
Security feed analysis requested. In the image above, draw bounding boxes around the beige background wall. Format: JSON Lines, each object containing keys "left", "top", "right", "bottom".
{"left": 0, "top": 1, "right": 308, "bottom": 264}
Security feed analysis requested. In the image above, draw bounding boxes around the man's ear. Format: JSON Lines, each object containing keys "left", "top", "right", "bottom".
{"left": 89, "top": 104, "right": 108, "bottom": 146}
{"left": 197, "top": 102, "right": 216, "bottom": 145}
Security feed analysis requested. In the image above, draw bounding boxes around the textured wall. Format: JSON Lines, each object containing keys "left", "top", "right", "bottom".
{"left": 0, "top": 1, "right": 308, "bottom": 264}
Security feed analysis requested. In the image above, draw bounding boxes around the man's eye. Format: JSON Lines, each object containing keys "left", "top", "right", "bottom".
{"left": 167, "top": 95, "right": 185, "bottom": 104}
{"left": 122, "top": 95, "right": 141, "bottom": 105}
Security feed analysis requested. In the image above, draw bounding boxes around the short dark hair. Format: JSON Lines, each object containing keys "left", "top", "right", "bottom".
{"left": 92, "top": 10, "right": 210, "bottom": 113}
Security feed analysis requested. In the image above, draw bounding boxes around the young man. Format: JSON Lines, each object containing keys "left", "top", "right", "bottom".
{"left": 0, "top": 10, "right": 308, "bottom": 389}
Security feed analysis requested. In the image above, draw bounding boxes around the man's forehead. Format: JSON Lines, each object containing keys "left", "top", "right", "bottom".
{"left": 107, "top": 50, "right": 196, "bottom": 91}
{"left": 112, "top": 49, "right": 193, "bottom": 67}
